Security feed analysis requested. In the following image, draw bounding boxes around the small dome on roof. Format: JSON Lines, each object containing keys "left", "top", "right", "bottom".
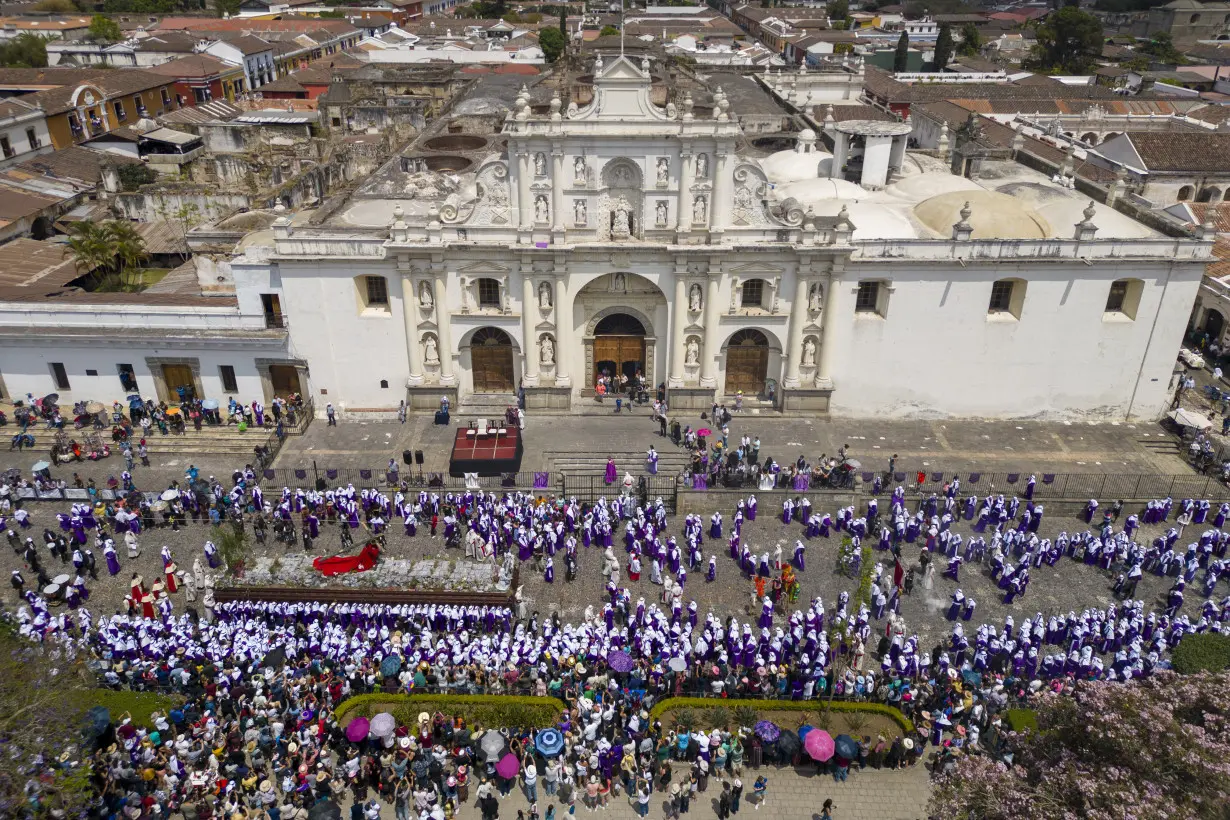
{"left": 885, "top": 172, "right": 982, "bottom": 202}
{"left": 914, "top": 190, "right": 1051, "bottom": 240}
{"left": 773, "top": 177, "right": 865, "bottom": 203}
{"left": 760, "top": 150, "right": 833, "bottom": 184}
{"left": 797, "top": 128, "right": 816, "bottom": 141}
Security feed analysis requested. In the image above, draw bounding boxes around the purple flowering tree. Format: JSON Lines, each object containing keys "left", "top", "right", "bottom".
{"left": 929, "top": 671, "right": 1230, "bottom": 819}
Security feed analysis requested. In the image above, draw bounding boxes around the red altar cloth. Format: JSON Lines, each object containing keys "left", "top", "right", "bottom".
{"left": 313, "top": 543, "right": 381, "bottom": 577}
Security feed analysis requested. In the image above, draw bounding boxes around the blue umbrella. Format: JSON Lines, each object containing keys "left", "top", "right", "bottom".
{"left": 535, "top": 728, "right": 564, "bottom": 757}
{"left": 127, "top": 395, "right": 142, "bottom": 409}
{"left": 608, "top": 650, "right": 634, "bottom": 673}
{"left": 834, "top": 734, "right": 859, "bottom": 760}
{"left": 797, "top": 725, "right": 814, "bottom": 741}
{"left": 380, "top": 655, "right": 402, "bottom": 677}
{"left": 754, "top": 720, "right": 780, "bottom": 742}
{"left": 202, "top": 398, "right": 220, "bottom": 410}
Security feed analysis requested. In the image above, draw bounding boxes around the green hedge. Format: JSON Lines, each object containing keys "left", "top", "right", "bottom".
{"left": 1003, "top": 708, "right": 1038, "bottom": 734}
{"left": 1171, "top": 633, "right": 1230, "bottom": 675}
{"left": 335, "top": 693, "right": 566, "bottom": 731}
{"left": 86, "top": 689, "right": 184, "bottom": 730}
{"left": 648, "top": 697, "right": 915, "bottom": 735}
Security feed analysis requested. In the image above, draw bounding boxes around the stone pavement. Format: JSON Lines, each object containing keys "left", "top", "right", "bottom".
{"left": 366, "top": 763, "right": 931, "bottom": 820}
{"left": 274, "top": 414, "right": 1193, "bottom": 478}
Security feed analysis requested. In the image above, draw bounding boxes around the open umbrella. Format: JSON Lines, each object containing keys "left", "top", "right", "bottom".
{"left": 42, "top": 393, "right": 59, "bottom": 406}
{"left": 833, "top": 734, "right": 858, "bottom": 760}
{"left": 261, "top": 646, "right": 286, "bottom": 669}
{"left": 345, "top": 717, "right": 370, "bottom": 743}
{"left": 369, "top": 713, "right": 396, "bottom": 739}
{"left": 31, "top": 461, "right": 51, "bottom": 472}
{"left": 608, "top": 650, "right": 634, "bottom": 673}
{"left": 797, "top": 725, "right": 814, "bottom": 741}
{"left": 85, "top": 401, "right": 106, "bottom": 415}
{"left": 535, "top": 728, "right": 564, "bottom": 758}
{"left": 667, "top": 657, "right": 687, "bottom": 673}
{"left": 495, "top": 753, "right": 520, "bottom": 779}
{"left": 308, "top": 801, "right": 342, "bottom": 820}
{"left": 83, "top": 705, "right": 111, "bottom": 740}
{"left": 202, "top": 398, "right": 219, "bottom": 410}
{"left": 480, "top": 730, "right": 506, "bottom": 759}
{"left": 696, "top": 428, "right": 712, "bottom": 437}
{"left": 149, "top": 500, "right": 169, "bottom": 512}
{"left": 774, "top": 731, "right": 801, "bottom": 760}
{"left": 127, "top": 395, "right": 142, "bottom": 409}
{"left": 380, "top": 655, "right": 402, "bottom": 677}
{"left": 160, "top": 489, "right": 180, "bottom": 501}
{"left": 754, "top": 720, "right": 780, "bottom": 742}
{"left": 804, "top": 729, "right": 834, "bottom": 762}
{"left": 165, "top": 407, "right": 182, "bottom": 416}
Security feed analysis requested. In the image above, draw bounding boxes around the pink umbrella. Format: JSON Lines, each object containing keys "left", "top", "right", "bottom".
{"left": 495, "top": 752, "right": 520, "bottom": 779}
{"left": 345, "top": 717, "right": 370, "bottom": 743}
{"left": 805, "top": 729, "right": 834, "bottom": 762}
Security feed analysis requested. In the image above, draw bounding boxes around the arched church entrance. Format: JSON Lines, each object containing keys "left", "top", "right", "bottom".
{"left": 1205, "top": 308, "right": 1225, "bottom": 342}
{"left": 724, "top": 329, "right": 769, "bottom": 396}
{"left": 469, "top": 327, "right": 515, "bottom": 392}
{"left": 594, "top": 313, "right": 646, "bottom": 386}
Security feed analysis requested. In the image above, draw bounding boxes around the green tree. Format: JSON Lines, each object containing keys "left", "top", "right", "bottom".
{"left": 827, "top": 0, "right": 848, "bottom": 21}
{"left": 0, "top": 617, "right": 98, "bottom": 818}
{"left": 0, "top": 32, "right": 48, "bottom": 68}
{"left": 559, "top": 7, "right": 567, "bottom": 35}
{"left": 931, "top": 22, "right": 954, "bottom": 70}
{"left": 215, "top": 0, "right": 241, "bottom": 16}
{"left": 64, "top": 220, "right": 148, "bottom": 289}
{"left": 87, "top": 14, "right": 123, "bottom": 42}
{"left": 957, "top": 21, "right": 981, "bottom": 57}
{"left": 1026, "top": 5, "right": 1103, "bottom": 73}
{"left": 893, "top": 30, "right": 909, "bottom": 72}
{"left": 1139, "top": 30, "right": 1184, "bottom": 64}
{"left": 539, "top": 26, "right": 565, "bottom": 62}
{"left": 31, "top": 0, "right": 80, "bottom": 11}
{"left": 599, "top": 24, "right": 620, "bottom": 36}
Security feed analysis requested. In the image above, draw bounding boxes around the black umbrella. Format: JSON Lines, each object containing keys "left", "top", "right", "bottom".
{"left": 262, "top": 646, "right": 286, "bottom": 669}
{"left": 308, "top": 801, "right": 342, "bottom": 820}
{"left": 774, "top": 731, "right": 801, "bottom": 761}
{"left": 43, "top": 393, "right": 59, "bottom": 406}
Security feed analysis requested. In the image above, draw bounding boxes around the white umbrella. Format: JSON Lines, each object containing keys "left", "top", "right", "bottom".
{"left": 668, "top": 657, "right": 687, "bottom": 672}
{"left": 1169, "top": 408, "right": 1212, "bottom": 430}
{"left": 480, "top": 730, "right": 505, "bottom": 758}
{"left": 161, "top": 489, "right": 181, "bottom": 501}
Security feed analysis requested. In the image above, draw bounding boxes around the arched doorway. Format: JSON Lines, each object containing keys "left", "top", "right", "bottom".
{"left": 1205, "top": 309, "right": 1225, "bottom": 341}
{"left": 724, "top": 329, "right": 769, "bottom": 396}
{"left": 593, "top": 313, "right": 646, "bottom": 386}
{"left": 469, "top": 327, "right": 515, "bottom": 392}
{"left": 269, "top": 364, "right": 302, "bottom": 397}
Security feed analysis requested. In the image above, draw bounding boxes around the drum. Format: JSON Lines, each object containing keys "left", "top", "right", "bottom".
{"left": 43, "top": 583, "right": 61, "bottom": 601}
{"left": 53, "top": 574, "right": 71, "bottom": 586}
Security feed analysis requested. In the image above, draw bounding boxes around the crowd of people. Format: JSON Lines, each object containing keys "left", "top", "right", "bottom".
{"left": 7, "top": 452, "right": 1230, "bottom": 818}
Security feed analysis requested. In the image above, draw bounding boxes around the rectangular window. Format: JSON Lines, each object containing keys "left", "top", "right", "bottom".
{"left": 85, "top": 369, "right": 98, "bottom": 376}
{"left": 855, "top": 281, "right": 880, "bottom": 313}
{"left": 160, "top": 87, "right": 171, "bottom": 105}
{"left": 478, "top": 279, "right": 501, "bottom": 308}
{"left": 0, "top": 136, "right": 12, "bottom": 158}
{"left": 50, "top": 362, "right": 70, "bottom": 390}
{"left": 1105, "top": 281, "right": 1128, "bottom": 313}
{"left": 25, "top": 127, "right": 38, "bottom": 149}
{"left": 741, "top": 279, "right": 764, "bottom": 308}
{"left": 988, "top": 281, "right": 1015, "bottom": 313}
{"left": 117, "top": 363, "right": 137, "bottom": 392}
{"left": 113, "top": 100, "right": 126, "bottom": 121}
{"left": 365, "top": 276, "right": 389, "bottom": 306}
{"left": 219, "top": 365, "right": 238, "bottom": 393}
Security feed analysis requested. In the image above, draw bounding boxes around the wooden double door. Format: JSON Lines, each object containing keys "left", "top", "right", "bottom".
{"left": 723, "top": 329, "right": 769, "bottom": 396}
{"left": 594, "top": 335, "right": 645, "bottom": 385}
{"left": 471, "top": 327, "right": 515, "bottom": 392}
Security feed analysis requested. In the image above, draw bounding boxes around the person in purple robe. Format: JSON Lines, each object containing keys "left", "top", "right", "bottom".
{"left": 253, "top": 401, "right": 265, "bottom": 427}
{"left": 747, "top": 496, "right": 757, "bottom": 521}
{"left": 706, "top": 555, "right": 717, "bottom": 582}
{"left": 544, "top": 556, "right": 554, "bottom": 583}
{"left": 646, "top": 447, "right": 658, "bottom": 475}
{"left": 105, "top": 545, "right": 121, "bottom": 576}
{"left": 604, "top": 458, "right": 617, "bottom": 485}
{"left": 793, "top": 540, "right": 805, "bottom": 571}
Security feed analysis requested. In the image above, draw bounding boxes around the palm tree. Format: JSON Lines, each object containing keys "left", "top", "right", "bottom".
{"left": 63, "top": 220, "right": 147, "bottom": 290}
{"left": 108, "top": 221, "right": 148, "bottom": 286}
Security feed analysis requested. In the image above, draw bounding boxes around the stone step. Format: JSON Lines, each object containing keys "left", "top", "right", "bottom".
{"left": 545, "top": 450, "right": 692, "bottom": 475}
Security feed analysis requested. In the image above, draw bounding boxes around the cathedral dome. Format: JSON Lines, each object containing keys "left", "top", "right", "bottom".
{"left": 914, "top": 190, "right": 1050, "bottom": 240}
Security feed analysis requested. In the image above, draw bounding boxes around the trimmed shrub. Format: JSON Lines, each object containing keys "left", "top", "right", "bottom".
{"left": 87, "top": 689, "right": 184, "bottom": 730}
{"left": 1171, "top": 633, "right": 1230, "bottom": 675}
{"left": 1003, "top": 708, "right": 1038, "bottom": 734}
{"left": 336, "top": 693, "right": 565, "bottom": 731}
{"left": 649, "top": 697, "right": 914, "bottom": 735}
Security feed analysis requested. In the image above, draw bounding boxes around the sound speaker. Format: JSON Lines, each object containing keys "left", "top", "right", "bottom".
{"left": 415, "top": 450, "right": 424, "bottom": 465}
{"left": 403, "top": 449, "right": 413, "bottom": 466}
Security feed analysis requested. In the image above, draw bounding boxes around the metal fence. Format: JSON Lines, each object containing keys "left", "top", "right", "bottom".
{"left": 883, "top": 469, "right": 1228, "bottom": 502}
{"left": 561, "top": 474, "right": 680, "bottom": 511}
{"left": 259, "top": 467, "right": 553, "bottom": 492}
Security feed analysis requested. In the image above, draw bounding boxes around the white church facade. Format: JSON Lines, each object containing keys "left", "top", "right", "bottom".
{"left": 0, "top": 57, "right": 1213, "bottom": 420}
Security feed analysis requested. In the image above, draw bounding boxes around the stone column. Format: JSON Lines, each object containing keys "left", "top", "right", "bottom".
{"left": 404, "top": 278, "right": 424, "bottom": 386}
{"left": 783, "top": 273, "right": 809, "bottom": 389}
{"left": 554, "top": 275, "right": 571, "bottom": 387}
{"left": 711, "top": 149, "right": 732, "bottom": 232}
{"left": 434, "top": 275, "right": 456, "bottom": 385}
{"left": 517, "top": 150, "right": 532, "bottom": 230}
{"left": 677, "top": 148, "right": 694, "bottom": 233}
{"left": 700, "top": 274, "right": 721, "bottom": 389}
{"left": 888, "top": 133, "right": 907, "bottom": 175}
{"left": 830, "top": 132, "right": 848, "bottom": 179}
{"left": 521, "top": 274, "right": 539, "bottom": 386}
{"left": 669, "top": 273, "right": 688, "bottom": 387}
{"left": 551, "top": 149, "right": 565, "bottom": 233}
{"left": 816, "top": 271, "right": 842, "bottom": 390}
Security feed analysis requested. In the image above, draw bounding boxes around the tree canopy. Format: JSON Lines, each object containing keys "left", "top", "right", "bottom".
{"left": 599, "top": 24, "right": 620, "bottom": 36}
{"left": 931, "top": 22, "right": 954, "bottom": 71}
{"left": 1026, "top": 6, "right": 1103, "bottom": 74}
{"left": 87, "top": 14, "right": 123, "bottom": 43}
{"left": 930, "top": 672, "right": 1230, "bottom": 820}
{"left": 1138, "top": 30, "right": 1185, "bottom": 64}
{"left": 539, "top": 26, "right": 565, "bottom": 63}
{"left": 957, "top": 22, "right": 981, "bottom": 57}
{"left": 0, "top": 32, "right": 47, "bottom": 68}
{"left": 893, "top": 31, "right": 909, "bottom": 72}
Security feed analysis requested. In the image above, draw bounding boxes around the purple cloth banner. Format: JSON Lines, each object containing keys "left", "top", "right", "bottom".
{"left": 294, "top": 469, "right": 307, "bottom": 480}
{"left": 359, "top": 469, "right": 372, "bottom": 480}
{"left": 534, "top": 472, "right": 549, "bottom": 489}
{"left": 792, "top": 475, "right": 810, "bottom": 491}
{"left": 692, "top": 474, "right": 708, "bottom": 490}
{"left": 326, "top": 469, "right": 338, "bottom": 480}
{"left": 264, "top": 469, "right": 275, "bottom": 480}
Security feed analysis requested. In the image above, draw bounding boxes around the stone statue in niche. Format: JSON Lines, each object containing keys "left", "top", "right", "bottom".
{"left": 573, "top": 156, "right": 585, "bottom": 184}
{"left": 802, "top": 338, "right": 817, "bottom": 367}
{"left": 534, "top": 152, "right": 547, "bottom": 176}
{"left": 419, "top": 280, "right": 433, "bottom": 309}
{"left": 612, "top": 198, "right": 631, "bottom": 240}
{"left": 535, "top": 195, "right": 549, "bottom": 223}
{"left": 696, "top": 153, "right": 708, "bottom": 178}
{"left": 613, "top": 272, "right": 626, "bottom": 293}
{"left": 424, "top": 335, "right": 440, "bottom": 364}
{"left": 574, "top": 199, "right": 587, "bottom": 225}
{"left": 693, "top": 194, "right": 707, "bottom": 224}
{"left": 689, "top": 283, "right": 702, "bottom": 312}
{"left": 685, "top": 337, "right": 699, "bottom": 365}
{"left": 540, "top": 336, "right": 555, "bottom": 366}
{"left": 538, "top": 281, "right": 553, "bottom": 310}
{"left": 808, "top": 282, "right": 822, "bottom": 312}
{"left": 656, "top": 157, "right": 669, "bottom": 186}
{"left": 655, "top": 200, "right": 668, "bottom": 227}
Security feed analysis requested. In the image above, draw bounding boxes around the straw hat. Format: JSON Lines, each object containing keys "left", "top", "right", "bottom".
{"left": 902, "top": 738, "right": 914, "bottom": 750}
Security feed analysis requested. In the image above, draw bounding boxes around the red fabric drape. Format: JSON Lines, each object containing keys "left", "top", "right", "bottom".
{"left": 313, "top": 543, "right": 380, "bottom": 576}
